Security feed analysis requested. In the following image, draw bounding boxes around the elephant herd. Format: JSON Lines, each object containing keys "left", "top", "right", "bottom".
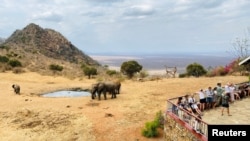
{"left": 91, "top": 81, "right": 121, "bottom": 100}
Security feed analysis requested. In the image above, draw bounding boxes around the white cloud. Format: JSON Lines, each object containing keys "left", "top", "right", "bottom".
{"left": 32, "top": 11, "right": 63, "bottom": 22}
{"left": 123, "top": 5, "right": 155, "bottom": 17}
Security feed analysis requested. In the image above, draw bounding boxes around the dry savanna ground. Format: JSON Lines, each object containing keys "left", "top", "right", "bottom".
{"left": 0, "top": 71, "right": 247, "bottom": 141}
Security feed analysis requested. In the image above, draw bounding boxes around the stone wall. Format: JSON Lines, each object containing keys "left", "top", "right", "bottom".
{"left": 163, "top": 112, "right": 203, "bottom": 141}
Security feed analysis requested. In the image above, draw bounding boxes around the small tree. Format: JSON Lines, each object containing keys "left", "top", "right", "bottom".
{"left": 83, "top": 66, "right": 97, "bottom": 79}
{"left": 120, "top": 60, "right": 142, "bottom": 78}
{"left": 186, "top": 62, "right": 207, "bottom": 77}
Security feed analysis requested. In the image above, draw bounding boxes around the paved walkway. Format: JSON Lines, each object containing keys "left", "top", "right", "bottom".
{"left": 202, "top": 97, "right": 250, "bottom": 125}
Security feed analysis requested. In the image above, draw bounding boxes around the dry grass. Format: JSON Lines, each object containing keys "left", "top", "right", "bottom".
{"left": 0, "top": 71, "right": 247, "bottom": 141}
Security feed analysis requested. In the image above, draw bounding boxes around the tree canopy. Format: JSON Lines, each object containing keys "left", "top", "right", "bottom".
{"left": 120, "top": 60, "right": 142, "bottom": 78}
{"left": 186, "top": 62, "right": 207, "bottom": 77}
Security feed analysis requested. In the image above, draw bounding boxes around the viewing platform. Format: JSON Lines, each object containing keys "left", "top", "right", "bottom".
{"left": 202, "top": 97, "right": 250, "bottom": 125}
{"left": 165, "top": 88, "right": 250, "bottom": 141}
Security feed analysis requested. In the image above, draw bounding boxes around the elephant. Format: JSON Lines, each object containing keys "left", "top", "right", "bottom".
{"left": 91, "top": 83, "right": 106, "bottom": 100}
{"left": 113, "top": 81, "right": 121, "bottom": 94}
{"left": 91, "top": 81, "right": 118, "bottom": 100}
{"left": 12, "top": 84, "right": 20, "bottom": 94}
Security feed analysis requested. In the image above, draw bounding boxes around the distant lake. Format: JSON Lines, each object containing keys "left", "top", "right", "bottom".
{"left": 90, "top": 53, "right": 236, "bottom": 75}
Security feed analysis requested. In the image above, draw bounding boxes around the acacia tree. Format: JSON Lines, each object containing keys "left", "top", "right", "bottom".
{"left": 186, "top": 62, "right": 207, "bottom": 77}
{"left": 83, "top": 66, "right": 97, "bottom": 79}
{"left": 120, "top": 60, "right": 142, "bottom": 78}
{"left": 231, "top": 28, "right": 250, "bottom": 59}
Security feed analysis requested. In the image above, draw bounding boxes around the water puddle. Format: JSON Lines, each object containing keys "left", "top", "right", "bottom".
{"left": 42, "top": 90, "right": 91, "bottom": 98}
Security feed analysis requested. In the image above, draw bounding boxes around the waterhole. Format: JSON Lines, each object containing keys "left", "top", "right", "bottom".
{"left": 42, "top": 90, "right": 91, "bottom": 98}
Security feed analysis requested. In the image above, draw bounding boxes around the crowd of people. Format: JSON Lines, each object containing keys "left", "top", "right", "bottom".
{"left": 172, "top": 81, "right": 250, "bottom": 133}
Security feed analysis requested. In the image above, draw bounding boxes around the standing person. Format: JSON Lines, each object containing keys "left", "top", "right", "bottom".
{"left": 221, "top": 92, "right": 232, "bottom": 116}
{"left": 229, "top": 83, "right": 236, "bottom": 103}
{"left": 214, "top": 83, "right": 224, "bottom": 108}
{"left": 212, "top": 87, "right": 218, "bottom": 108}
{"left": 196, "top": 89, "right": 206, "bottom": 112}
{"left": 205, "top": 86, "right": 214, "bottom": 110}
{"left": 224, "top": 83, "right": 231, "bottom": 102}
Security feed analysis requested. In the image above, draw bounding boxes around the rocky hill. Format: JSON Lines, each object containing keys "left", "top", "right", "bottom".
{"left": 0, "top": 23, "right": 100, "bottom": 78}
{"left": 0, "top": 37, "right": 5, "bottom": 44}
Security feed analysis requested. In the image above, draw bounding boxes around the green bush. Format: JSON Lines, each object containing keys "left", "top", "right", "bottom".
{"left": 0, "top": 45, "right": 10, "bottom": 50}
{"left": 0, "top": 55, "right": 9, "bottom": 63}
{"left": 179, "top": 73, "right": 187, "bottom": 78}
{"left": 186, "top": 62, "right": 207, "bottom": 77}
{"left": 8, "top": 59, "right": 22, "bottom": 67}
{"left": 142, "top": 121, "right": 159, "bottom": 137}
{"left": 141, "top": 110, "right": 164, "bottom": 138}
{"left": 49, "top": 64, "right": 63, "bottom": 71}
{"left": 106, "top": 70, "right": 117, "bottom": 76}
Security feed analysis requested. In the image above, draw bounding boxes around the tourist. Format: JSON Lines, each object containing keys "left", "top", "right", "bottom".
{"left": 231, "top": 83, "right": 241, "bottom": 101}
{"left": 205, "top": 86, "right": 214, "bottom": 110}
{"left": 173, "top": 97, "right": 182, "bottom": 115}
{"left": 181, "top": 94, "right": 193, "bottom": 114}
{"left": 224, "top": 82, "right": 233, "bottom": 103}
{"left": 221, "top": 92, "right": 232, "bottom": 116}
{"left": 196, "top": 89, "right": 206, "bottom": 112}
{"left": 213, "top": 83, "right": 224, "bottom": 108}
{"left": 212, "top": 87, "right": 218, "bottom": 108}
{"left": 188, "top": 94, "right": 203, "bottom": 116}
{"left": 229, "top": 83, "right": 236, "bottom": 103}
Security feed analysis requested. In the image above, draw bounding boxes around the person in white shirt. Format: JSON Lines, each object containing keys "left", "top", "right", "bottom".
{"left": 205, "top": 86, "right": 214, "bottom": 110}
{"left": 196, "top": 89, "right": 206, "bottom": 112}
{"left": 229, "top": 83, "right": 236, "bottom": 103}
{"left": 188, "top": 94, "right": 203, "bottom": 116}
{"left": 224, "top": 82, "right": 232, "bottom": 103}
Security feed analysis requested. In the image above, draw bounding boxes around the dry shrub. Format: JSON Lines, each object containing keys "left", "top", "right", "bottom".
{"left": 12, "top": 67, "right": 25, "bottom": 74}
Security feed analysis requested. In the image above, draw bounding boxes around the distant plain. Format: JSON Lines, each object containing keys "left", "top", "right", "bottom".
{"left": 90, "top": 53, "right": 235, "bottom": 75}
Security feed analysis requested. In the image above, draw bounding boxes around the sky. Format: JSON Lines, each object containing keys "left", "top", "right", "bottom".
{"left": 0, "top": 0, "right": 250, "bottom": 55}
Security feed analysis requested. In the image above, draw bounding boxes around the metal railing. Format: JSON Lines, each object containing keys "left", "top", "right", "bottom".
{"left": 166, "top": 97, "right": 208, "bottom": 139}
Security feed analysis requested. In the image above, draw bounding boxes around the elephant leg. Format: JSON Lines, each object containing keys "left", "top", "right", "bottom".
{"left": 98, "top": 93, "right": 101, "bottom": 100}
{"left": 113, "top": 91, "right": 116, "bottom": 98}
{"left": 104, "top": 93, "right": 107, "bottom": 100}
{"left": 111, "top": 90, "right": 116, "bottom": 99}
{"left": 97, "top": 90, "right": 101, "bottom": 100}
{"left": 103, "top": 91, "right": 107, "bottom": 100}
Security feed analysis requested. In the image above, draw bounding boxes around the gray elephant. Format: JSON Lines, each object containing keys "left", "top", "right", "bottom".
{"left": 91, "top": 81, "right": 117, "bottom": 100}
{"left": 114, "top": 81, "right": 121, "bottom": 94}
{"left": 12, "top": 84, "right": 20, "bottom": 94}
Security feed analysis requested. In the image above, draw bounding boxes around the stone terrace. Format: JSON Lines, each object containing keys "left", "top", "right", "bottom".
{"left": 202, "top": 97, "right": 250, "bottom": 124}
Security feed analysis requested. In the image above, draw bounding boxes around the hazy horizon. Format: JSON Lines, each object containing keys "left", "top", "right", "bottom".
{"left": 90, "top": 52, "right": 237, "bottom": 75}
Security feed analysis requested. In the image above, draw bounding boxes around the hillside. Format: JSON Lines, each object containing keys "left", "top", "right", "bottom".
{"left": 0, "top": 23, "right": 100, "bottom": 78}
{"left": 0, "top": 37, "right": 5, "bottom": 44}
